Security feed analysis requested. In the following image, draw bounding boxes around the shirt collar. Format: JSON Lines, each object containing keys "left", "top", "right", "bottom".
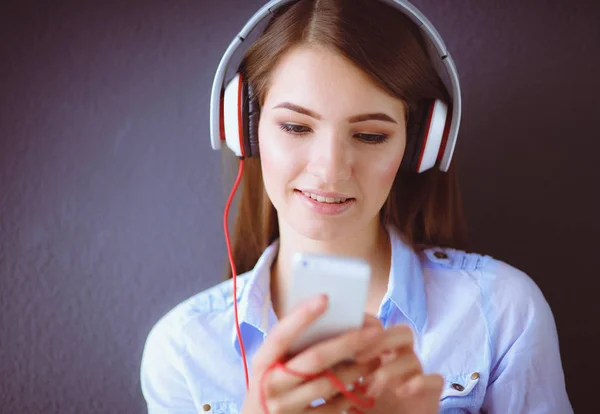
{"left": 230, "top": 240, "right": 279, "bottom": 354}
{"left": 231, "top": 227, "right": 427, "bottom": 355}
{"left": 384, "top": 226, "right": 427, "bottom": 333}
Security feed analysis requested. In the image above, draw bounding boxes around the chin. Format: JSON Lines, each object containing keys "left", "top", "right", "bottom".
{"left": 289, "top": 215, "right": 358, "bottom": 242}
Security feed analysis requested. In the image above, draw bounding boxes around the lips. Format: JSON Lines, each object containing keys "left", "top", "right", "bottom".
{"left": 300, "top": 191, "right": 350, "bottom": 204}
{"left": 294, "top": 189, "right": 356, "bottom": 216}
{"left": 295, "top": 189, "right": 354, "bottom": 202}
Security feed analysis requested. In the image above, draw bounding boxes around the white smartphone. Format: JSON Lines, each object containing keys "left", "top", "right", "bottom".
{"left": 285, "top": 252, "right": 371, "bottom": 355}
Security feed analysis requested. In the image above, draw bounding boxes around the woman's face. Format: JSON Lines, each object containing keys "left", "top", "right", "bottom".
{"left": 258, "top": 44, "right": 407, "bottom": 241}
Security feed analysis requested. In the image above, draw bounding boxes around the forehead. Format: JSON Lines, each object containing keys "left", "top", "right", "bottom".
{"left": 263, "top": 44, "right": 406, "bottom": 119}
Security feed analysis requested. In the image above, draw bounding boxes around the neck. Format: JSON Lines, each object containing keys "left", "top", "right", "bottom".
{"left": 271, "top": 219, "right": 392, "bottom": 318}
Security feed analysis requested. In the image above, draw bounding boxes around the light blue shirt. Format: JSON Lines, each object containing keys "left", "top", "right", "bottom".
{"left": 140, "top": 228, "right": 573, "bottom": 413}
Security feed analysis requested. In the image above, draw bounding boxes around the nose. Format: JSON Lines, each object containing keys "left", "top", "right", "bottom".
{"left": 305, "top": 130, "right": 352, "bottom": 183}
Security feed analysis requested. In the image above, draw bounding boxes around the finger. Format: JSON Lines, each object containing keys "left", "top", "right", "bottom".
{"left": 362, "top": 313, "right": 382, "bottom": 329}
{"left": 287, "top": 323, "right": 384, "bottom": 377}
{"left": 364, "top": 350, "right": 423, "bottom": 398}
{"left": 276, "top": 358, "right": 380, "bottom": 410}
{"left": 307, "top": 385, "right": 374, "bottom": 414}
{"left": 395, "top": 373, "right": 444, "bottom": 399}
{"left": 266, "top": 324, "right": 385, "bottom": 395}
{"left": 252, "top": 294, "right": 328, "bottom": 374}
{"left": 305, "top": 392, "right": 348, "bottom": 413}
{"left": 354, "top": 323, "right": 414, "bottom": 363}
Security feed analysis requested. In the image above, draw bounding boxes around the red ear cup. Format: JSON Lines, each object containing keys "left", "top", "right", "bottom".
{"left": 401, "top": 99, "right": 449, "bottom": 173}
{"left": 222, "top": 72, "right": 260, "bottom": 158}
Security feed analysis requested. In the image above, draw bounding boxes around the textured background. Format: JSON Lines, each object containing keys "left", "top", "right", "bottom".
{"left": 1, "top": 0, "right": 598, "bottom": 412}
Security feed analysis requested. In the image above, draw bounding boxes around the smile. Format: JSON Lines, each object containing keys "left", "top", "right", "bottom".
{"left": 294, "top": 190, "right": 356, "bottom": 216}
{"left": 301, "top": 191, "right": 348, "bottom": 204}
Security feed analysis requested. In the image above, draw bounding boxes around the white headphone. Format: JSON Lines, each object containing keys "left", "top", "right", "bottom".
{"left": 209, "top": 0, "right": 462, "bottom": 173}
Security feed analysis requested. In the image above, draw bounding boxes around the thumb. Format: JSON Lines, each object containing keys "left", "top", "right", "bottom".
{"left": 362, "top": 313, "right": 382, "bottom": 329}
{"left": 251, "top": 294, "right": 328, "bottom": 373}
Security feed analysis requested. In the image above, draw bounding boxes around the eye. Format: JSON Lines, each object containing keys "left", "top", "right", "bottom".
{"left": 278, "top": 123, "right": 388, "bottom": 144}
{"left": 355, "top": 133, "right": 388, "bottom": 144}
{"left": 278, "top": 123, "right": 311, "bottom": 135}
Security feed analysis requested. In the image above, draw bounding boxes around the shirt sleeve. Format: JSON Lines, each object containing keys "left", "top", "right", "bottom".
{"left": 480, "top": 261, "right": 573, "bottom": 414}
{"left": 140, "top": 316, "right": 198, "bottom": 414}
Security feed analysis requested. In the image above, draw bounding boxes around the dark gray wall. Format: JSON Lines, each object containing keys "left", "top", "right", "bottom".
{"left": 1, "top": 0, "right": 597, "bottom": 412}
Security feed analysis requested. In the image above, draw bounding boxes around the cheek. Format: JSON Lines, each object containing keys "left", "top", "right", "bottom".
{"left": 379, "top": 157, "right": 402, "bottom": 184}
{"left": 366, "top": 162, "right": 400, "bottom": 205}
{"left": 367, "top": 145, "right": 404, "bottom": 190}
{"left": 259, "top": 128, "right": 285, "bottom": 174}
{"left": 258, "top": 124, "right": 300, "bottom": 197}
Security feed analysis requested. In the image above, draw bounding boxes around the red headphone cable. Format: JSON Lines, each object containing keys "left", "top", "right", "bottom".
{"left": 224, "top": 157, "right": 250, "bottom": 388}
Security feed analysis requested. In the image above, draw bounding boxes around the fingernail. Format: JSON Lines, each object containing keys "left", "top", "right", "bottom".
{"left": 406, "top": 378, "right": 421, "bottom": 396}
{"left": 365, "top": 327, "right": 381, "bottom": 339}
{"left": 397, "top": 378, "right": 419, "bottom": 398}
{"left": 366, "top": 378, "right": 382, "bottom": 398}
{"left": 309, "top": 294, "right": 327, "bottom": 310}
{"left": 396, "top": 383, "right": 410, "bottom": 398}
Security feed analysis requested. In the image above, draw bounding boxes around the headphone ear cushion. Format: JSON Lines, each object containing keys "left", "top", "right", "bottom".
{"left": 401, "top": 101, "right": 431, "bottom": 172}
{"left": 246, "top": 81, "right": 260, "bottom": 157}
{"left": 222, "top": 72, "right": 249, "bottom": 157}
{"left": 416, "top": 100, "right": 449, "bottom": 172}
{"left": 401, "top": 100, "right": 449, "bottom": 173}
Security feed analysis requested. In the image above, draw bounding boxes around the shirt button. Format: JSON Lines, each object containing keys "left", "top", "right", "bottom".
{"left": 202, "top": 404, "right": 211, "bottom": 412}
{"left": 434, "top": 251, "right": 448, "bottom": 259}
{"left": 471, "top": 372, "right": 480, "bottom": 380}
{"left": 451, "top": 383, "right": 464, "bottom": 391}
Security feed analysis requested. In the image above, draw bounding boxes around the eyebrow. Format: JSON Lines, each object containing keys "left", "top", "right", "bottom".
{"left": 272, "top": 102, "right": 398, "bottom": 124}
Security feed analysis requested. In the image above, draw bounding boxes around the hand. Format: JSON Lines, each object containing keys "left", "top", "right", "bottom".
{"left": 347, "top": 381, "right": 443, "bottom": 414}
{"left": 348, "top": 317, "right": 444, "bottom": 414}
{"left": 241, "top": 295, "right": 385, "bottom": 414}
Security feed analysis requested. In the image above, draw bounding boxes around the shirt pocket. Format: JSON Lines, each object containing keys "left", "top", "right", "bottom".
{"left": 439, "top": 370, "right": 483, "bottom": 413}
{"left": 199, "top": 400, "right": 239, "bottom": 414}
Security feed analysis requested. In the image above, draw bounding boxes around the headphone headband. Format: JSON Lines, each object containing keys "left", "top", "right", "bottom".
{"left": 209, "top": 0, "right": 461, "bottom": 172}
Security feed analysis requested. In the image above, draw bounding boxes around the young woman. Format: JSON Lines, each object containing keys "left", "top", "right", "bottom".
{"left": 141, "top": 1, "right": 573, "bottom": 413}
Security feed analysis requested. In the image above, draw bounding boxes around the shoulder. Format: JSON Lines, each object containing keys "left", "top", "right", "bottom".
{"left": 141, "top": 273, "right": 251, "bottom": 366}
{"left": 139, "top": 274, "right": 252, "bottom": 407}
{"left": 140, "top": 274, "right": 252, "bottom": 400}
{"left": 419, "top": 246, "right": 557, "bottom": 339}
{"left": 420, "top": 246, "right": 543, "bottom": 297}
{"left": 144, "top": 273, "right": 251, "bottom": 343}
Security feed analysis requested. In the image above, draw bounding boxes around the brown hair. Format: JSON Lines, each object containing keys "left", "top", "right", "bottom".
{"left": 224, "top": 0, "right": 468, "bottom": 279}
